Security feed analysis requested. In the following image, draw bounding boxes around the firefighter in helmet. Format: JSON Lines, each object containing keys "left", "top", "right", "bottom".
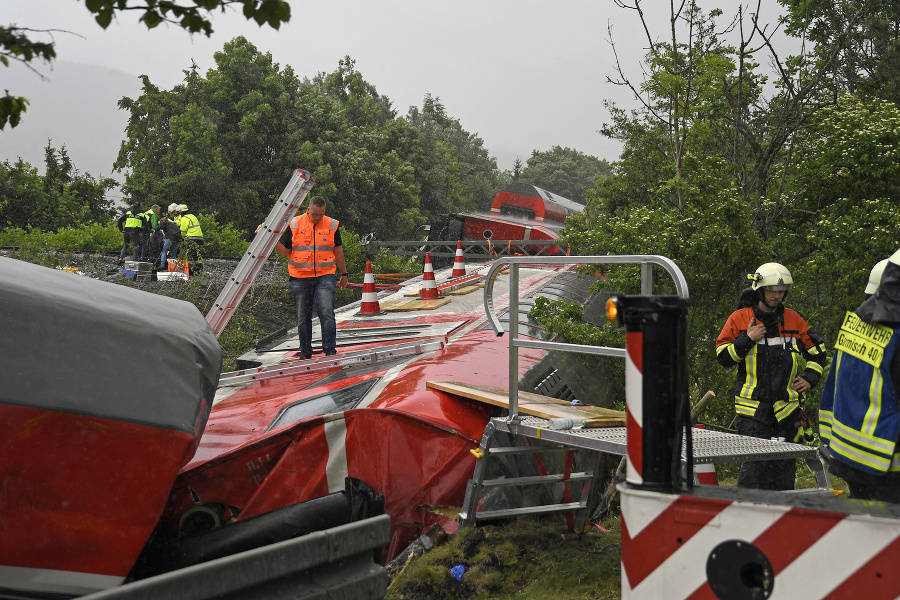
{"left": 716, "top": 262, "right": 828, "bottom": 490}
{"left": 820, "top": 250, "right": 900, "bottom": 501}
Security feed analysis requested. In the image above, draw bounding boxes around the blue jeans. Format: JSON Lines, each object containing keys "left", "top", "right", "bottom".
{"left": 289, "top": 274, "right": 337, "bottom": 357}
{"left": 161, "top": 239, "right": 179, "bottom": 269}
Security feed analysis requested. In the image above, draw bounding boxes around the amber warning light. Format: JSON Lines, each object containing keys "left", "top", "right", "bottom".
{"left": 605, "top": 297, "right": 619, "bottom": 324}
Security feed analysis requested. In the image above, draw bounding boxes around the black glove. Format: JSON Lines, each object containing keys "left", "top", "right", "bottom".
{"left": 792, "top": 409, "right": 815, "bottom": 445}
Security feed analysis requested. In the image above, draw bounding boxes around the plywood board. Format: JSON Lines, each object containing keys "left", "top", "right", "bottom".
{"left": 426, "top": 381, "right": 626, "bottom": 426}
{"left": 381, "top": 298, "right": 452, "bottom": 312}
{"left": 443, "top": 284, "right": 482, "bottom": 296}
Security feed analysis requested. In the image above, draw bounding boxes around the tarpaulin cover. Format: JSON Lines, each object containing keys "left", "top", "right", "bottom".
{"left": 0, "top": 257, "right": 221, "bottom": 434}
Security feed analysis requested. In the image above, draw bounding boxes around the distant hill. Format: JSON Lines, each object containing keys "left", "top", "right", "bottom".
{"left": 1, "top": 61, "right": 142, "bottom": 187}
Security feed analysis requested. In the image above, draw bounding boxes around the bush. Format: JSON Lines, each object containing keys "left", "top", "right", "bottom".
{"left": 197, "top": 213, "right": 250, "bottom": 257}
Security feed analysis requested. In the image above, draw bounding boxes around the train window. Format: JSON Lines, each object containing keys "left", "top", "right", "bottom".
{"left": 266, "top": 379, "right": 379, "bottom": 431}
{"left": 499, "top": 204, "right": 535, "bottom": 220}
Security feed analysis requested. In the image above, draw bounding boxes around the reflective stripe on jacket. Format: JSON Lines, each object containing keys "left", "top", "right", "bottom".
{"left": 820, "top": 320, "right": 900, "bottom": 474}
{"left": 288, "top": 213, "right": 338, "bottom": 278}
{"left": 179, "top": 213, "right": 203, "bottom": 238}
{"left": 716, "top": 305, "right": 827, "bottom": 422}
{"left": 124, "top": 211, "right": 144, "bottom": 229}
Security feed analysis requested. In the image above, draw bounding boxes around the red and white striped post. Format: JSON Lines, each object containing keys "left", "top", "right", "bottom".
{"left": 420, "top": 252, "right": 440, "bottom": 299}
{"left": 451, "top": 240, "right": 467, "bottom": 278}
{"left": 620, "top": 296, "right": 691, "bottom": 490}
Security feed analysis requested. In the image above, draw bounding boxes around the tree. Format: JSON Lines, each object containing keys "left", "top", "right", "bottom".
{"left": 519, "top": 146, "right": 611, "bottom": 203}
{"left": 0, "top": 0, "right": 291, "bottom": 129}
{"left": 0, "top": 143, "right": 116, "bottom": 230}
{"left": 404, "top": 94, "right": 504, "bottom": 216}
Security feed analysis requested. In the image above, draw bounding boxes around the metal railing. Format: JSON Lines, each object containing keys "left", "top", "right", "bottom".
{"left": 481, "top": 255, "right": 689, "bottom": 420}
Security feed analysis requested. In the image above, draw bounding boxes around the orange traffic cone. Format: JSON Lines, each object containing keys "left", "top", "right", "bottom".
{"left": 358, "top": 261, "right": 383, "bottom": 316}
{"left": 420, "top": 252, "right": 440, "bottom": 299}
{"left": 451, "top": 240, "right": 466, "bottom": 278}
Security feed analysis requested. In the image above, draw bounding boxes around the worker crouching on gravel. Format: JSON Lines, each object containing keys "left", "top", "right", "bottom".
{"left": 716, "top": 262, "right": 828, "bottom": 490}
{"left": 820, "top": 250, "right": 900, "bottom": 501}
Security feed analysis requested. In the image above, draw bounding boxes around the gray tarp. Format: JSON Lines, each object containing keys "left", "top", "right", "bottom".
{"left": 0, "top": 257, "right": 221, "bottom": 435}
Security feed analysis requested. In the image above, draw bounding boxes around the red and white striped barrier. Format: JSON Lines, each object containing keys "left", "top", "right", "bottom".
{"left": 420, "top": 252, "right": 440, "bottom": 299}
{"left": 358, "top": 261, "right": 383, "bottom": 316}
{"left": 451, "top": 240, "right": 466, "bottom": 278}
{"left": 620, "top": 487, "right": 900, "bottom": 598}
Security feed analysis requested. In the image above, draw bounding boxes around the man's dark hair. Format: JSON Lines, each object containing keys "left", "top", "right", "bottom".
{"left": 309, "top": 196, "right": 326, "bottom": 208}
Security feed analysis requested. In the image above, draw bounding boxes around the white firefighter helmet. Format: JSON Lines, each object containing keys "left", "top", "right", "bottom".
{"left": 178, "top": 204, "right": 189, "bottom": 212}
{"left": 866, "top": 258, "right": 890, "bottom": 295}
{"left": 749, "top": 262, "right": 793, "bottom": 291}
{"left": 168, "top": 203, "right": 179, "bottom": 214}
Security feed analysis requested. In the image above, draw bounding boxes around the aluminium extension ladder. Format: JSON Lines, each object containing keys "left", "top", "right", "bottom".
{"left": 205, "top": 169, "right": 316, "bottom": 337}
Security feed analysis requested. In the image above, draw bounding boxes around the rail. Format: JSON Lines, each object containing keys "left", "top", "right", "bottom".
{"left": 481, "top": 255, "right": 689, "bottom": 420}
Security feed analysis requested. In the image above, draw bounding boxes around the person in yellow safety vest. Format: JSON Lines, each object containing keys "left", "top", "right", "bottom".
{"left": 274, "top": 196, "right": 349, "bottom": 359}
{"left": 820, "top": 249, "right": 900, "bottom": 501}
{"left": 174, "top": 204, "right": 204, "bottom": 274}
{"left": 139, "top": 204, "right": 161, "bottom": 261}
{"left": 116, "top": 201, "right": 145, "bottom": 264}
{"left": 716, "top": 262, "right": 828, "bottom": 490}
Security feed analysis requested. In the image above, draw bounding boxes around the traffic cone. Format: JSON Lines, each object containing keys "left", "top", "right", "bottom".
{"left": 358, "top": 261, "right": 383, "bottom": 316}
{"left": 420, "top": 252, "right": 440, "bottom": 299}
{"left": 451, "top": 240, "right": 466, "bottom": 278}
{"left": 693, "top": 424, "right": 719, "bottom": 486}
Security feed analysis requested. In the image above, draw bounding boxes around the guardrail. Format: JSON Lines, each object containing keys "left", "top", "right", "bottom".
{"left": 365, "top": 239, "right": 570, "bottom": 259}
{"left": 78, "top": 514, "right": 390, "bottom": 600}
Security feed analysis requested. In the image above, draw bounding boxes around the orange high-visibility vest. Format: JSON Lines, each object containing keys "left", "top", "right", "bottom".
{"left": 287, "top": 213, "right": 338, "bottom": 278}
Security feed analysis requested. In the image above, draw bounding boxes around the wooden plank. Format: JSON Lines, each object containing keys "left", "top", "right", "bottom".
{"left": 426, "top": 381, "right": 625, "bottom": 426}
{"left": 443, "top": 284, "right": 482, "bottom": 296}
{"left": 382, "top": 298, "right": 451, "bottom": 312}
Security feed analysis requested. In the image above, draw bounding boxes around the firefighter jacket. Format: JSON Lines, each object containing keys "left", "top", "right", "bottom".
{"left": 287, "top": 213, "right": 338, "bottom": 278}
{"left": 179, "top": 213, "right": 203, "bottom": 239}
{"left": 819, "top": 315, "right": 900, "bottom": 474}
{"left": 716, "top": 304, "right": 827, "bottom": 422}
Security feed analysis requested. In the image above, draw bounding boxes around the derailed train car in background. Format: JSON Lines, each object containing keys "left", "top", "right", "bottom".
{"left": 427, "top": 182, "right": 585, "bottom": 260}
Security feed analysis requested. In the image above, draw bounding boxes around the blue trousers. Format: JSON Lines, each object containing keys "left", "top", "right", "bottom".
{"left": 289, "top": 274, "right": 337, "bottom": 357}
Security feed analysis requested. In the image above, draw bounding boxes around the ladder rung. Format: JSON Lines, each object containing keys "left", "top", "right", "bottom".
{"left": 480, "top": 473, "right": 594, "bottom": 488}
{"left": 470, "top": 502, "right": 586, "bottom": 521}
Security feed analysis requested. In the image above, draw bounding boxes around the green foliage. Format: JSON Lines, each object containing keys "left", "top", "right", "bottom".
{"left": 1, "top": 0, "right": 290, "bottom": 129}
{"left": 0, "top": 145, "right": 117, "bottom": 230}
{"left": 520, "top": 146, "right": 612, "bottom": 203}
{"left": 115, "top": 43, "right": 504, "bottom": 241}
{"left": 196, "top": 213, "right": 250, "bottom": 257}
{"left": 217, "top": 310, "right": 265, "bottom": 372}
{"left": 0, "top": 223, "right": 122, "bottom": 252}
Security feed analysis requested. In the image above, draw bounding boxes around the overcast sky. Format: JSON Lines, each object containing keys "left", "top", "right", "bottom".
{"left": 2, "top": 0, "right": 794, "bottom": 183}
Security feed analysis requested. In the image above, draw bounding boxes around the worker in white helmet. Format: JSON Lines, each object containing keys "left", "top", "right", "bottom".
{"left": 716, "top": 262, "right": 828, "bottom": 490}
{"left": 176, "top": 205, "right": 204, "bottom": 274}
{"left": 820, "top": 250, "right": 900, "bottom": 501}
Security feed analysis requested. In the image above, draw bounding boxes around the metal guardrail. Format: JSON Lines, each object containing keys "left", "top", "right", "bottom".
{"left": 365, "top": 239, "right": 570, "bottom": 259}
{"left": 481, "top": 255, "right": 689, "bottom": 419}
{"left": 78, "top": 515, "right": 390, "bottom": 600}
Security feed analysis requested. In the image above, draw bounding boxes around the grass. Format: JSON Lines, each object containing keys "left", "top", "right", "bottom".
{"left": 386, "top": 515, "right": 623, "bottom": 600}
